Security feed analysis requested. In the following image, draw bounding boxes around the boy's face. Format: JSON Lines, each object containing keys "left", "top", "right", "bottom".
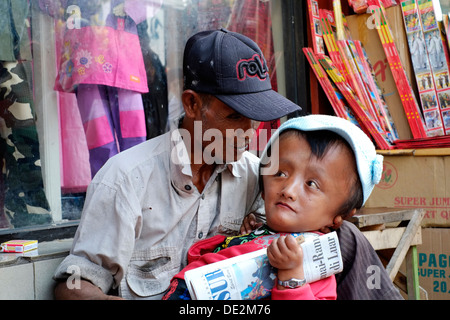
{"left": 262, "top": 132, "right": 357, "bottom": 233}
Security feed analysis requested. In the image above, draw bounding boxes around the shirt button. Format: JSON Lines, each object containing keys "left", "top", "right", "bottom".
{"left": 201, "top": 194, "right": 205, "bottom": 200}
{"left": 184, "top": 185, "right": 191, "bottom": 191}
{"left": 198, "top": 232, "right": 203, "bottom": 239}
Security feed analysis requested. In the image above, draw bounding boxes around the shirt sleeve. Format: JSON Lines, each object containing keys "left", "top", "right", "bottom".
{"left": 53, "top": 177, "right": 142, "bottom": 293}
{"left": 271, "top": 276, "right": 337, "bottom": 300}
{"left": 53, "top": 254, "right": 114, "bottom": 293}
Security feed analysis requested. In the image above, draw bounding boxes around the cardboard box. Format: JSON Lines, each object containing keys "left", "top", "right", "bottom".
{"left": 347, "top": 5, "right": 415, "bottom": 140}
{"left": 366, "top": 149, "right": 450, "bottom": 227}
{"left": 417, "top": 228, "right": 450, "bottom": 300}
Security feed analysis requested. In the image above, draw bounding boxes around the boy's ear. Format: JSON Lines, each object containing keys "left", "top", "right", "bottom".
{"left": 332, "top": 208, "right": 356, "bottom": 229}
{"left": 347, "top": 208, "right": 357, "bottom": 219}
{"left": 332, "top": 215, "right": 343, "bottom": 230}
{"left": 181, "top": 90, "right": 202, "bottom": 118}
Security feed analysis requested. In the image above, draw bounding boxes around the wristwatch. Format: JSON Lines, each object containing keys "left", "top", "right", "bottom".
{"left": 278, "top": 278, "right": 306, "bottom": 289}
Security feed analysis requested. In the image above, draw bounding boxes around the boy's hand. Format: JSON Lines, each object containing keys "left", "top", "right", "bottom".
{"left": 239, "top": 213, "right": 263, "bottom": 235}
{"left": 267, "top": 235, "right": 303, "bottom": 270}
{"left": 267, "top": 235, "right": 304, "bottom": 288}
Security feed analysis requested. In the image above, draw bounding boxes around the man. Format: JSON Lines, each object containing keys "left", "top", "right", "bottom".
{"left": 53, "top": 28, "right": 299, "bottom": 299}
{"left": 54, "top": 29, "right": 402, "bottom": 300}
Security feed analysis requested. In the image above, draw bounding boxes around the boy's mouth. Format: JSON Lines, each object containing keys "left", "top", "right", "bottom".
{"left": 276, "top": 201, "right": 295, "bottom": 212}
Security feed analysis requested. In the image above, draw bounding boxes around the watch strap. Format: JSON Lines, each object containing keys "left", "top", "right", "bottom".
{"left": 278, "top": 277, "right": 306, "bottom": 289}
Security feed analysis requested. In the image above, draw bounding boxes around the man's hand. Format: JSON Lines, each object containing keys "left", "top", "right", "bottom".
{"left": 239, "top": 213, "right": 263, "bottom": 235}
{"left": 54, "top": 280, "right": 124, "bottom": 300}
{"left": 267, "top": 235, "right": 304, "bottom": 289}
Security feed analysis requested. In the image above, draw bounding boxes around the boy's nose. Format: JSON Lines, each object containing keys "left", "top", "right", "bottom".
{"left": 281, "top": 179, "right": 301, "bottom": 201}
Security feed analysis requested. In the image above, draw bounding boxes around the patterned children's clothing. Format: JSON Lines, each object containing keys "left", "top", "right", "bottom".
{"left": 75, "top": 84, "right": 146, "bottom": 175}
{"left": 39, "top": 0, "right": 150, "bottom": 176}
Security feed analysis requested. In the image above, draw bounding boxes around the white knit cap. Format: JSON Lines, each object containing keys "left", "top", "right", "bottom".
{"left": 261, "top": 115, "right": 383, "bottom": 205}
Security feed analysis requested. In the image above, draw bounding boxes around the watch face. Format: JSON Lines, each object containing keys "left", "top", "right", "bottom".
{"left": 288, "top": 280, "right": 299, "bottom": 288}
{"left": 279, "top": 278, "right": 306, "bottom": 288}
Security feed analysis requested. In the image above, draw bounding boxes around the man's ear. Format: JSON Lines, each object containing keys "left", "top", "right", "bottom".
{"left": 181, "top": 90, "right": 202, "bottom": 119}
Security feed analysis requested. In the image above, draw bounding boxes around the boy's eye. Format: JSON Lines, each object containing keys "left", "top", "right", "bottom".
{"left": 307, "top": 180, "right": 319, "bottom": 189}
{"left": 275, "top": 171, "right": 287, "bottom": 177}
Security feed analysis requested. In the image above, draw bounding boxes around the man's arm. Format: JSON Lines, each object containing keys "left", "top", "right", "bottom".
{"left": 335, "top": 221, "right": 403, "bottom": 300}
{"left": 54, "top": 280, "right": 124, "bottom": 300}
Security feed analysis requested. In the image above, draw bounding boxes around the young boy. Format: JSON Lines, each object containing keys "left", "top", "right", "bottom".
{"left": 162, "top": 115, "right": 383, "bottom": 300}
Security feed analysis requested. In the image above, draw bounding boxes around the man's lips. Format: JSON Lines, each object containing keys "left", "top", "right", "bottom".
{"left": 231, "top": 143, "right": 249, "bottom": 152}
{"left": 276, "top": 201, "right": 295, "bottom": 212}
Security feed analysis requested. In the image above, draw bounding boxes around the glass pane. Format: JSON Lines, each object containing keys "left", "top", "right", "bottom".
{"left": 0, "top": 0, "right": 52, "bottom": 229}
{"left": 0, "top": 0, "right": 286, "bottom": 230}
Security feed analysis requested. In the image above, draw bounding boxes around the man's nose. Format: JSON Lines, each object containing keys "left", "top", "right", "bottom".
{"left": 239, "top": 118, "right": 252, "bottom": 131}
{"left": 236, "top": 118, "right": 256, "bottom": 139}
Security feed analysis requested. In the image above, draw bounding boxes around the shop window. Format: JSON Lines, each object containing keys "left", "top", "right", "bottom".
{"left": 0, "top": 0, "right": 291, "bottom": 235}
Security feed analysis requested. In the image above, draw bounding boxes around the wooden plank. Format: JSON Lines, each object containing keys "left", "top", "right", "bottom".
{"left": 350, "top": 208, "right": 422, "bottom": 228}
{"left": 386, "top": 209, "right": 425, "bottom": 281}
{"left": 412, "top": 148, "right": 450, "bottom": 156}
{"left": 362, "top": 227, "right": 422, "bottom": 250}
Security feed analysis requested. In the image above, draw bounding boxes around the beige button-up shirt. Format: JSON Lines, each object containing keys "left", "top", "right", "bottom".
{"left": 54, "top": 129, "right": 264, "bottom": 299}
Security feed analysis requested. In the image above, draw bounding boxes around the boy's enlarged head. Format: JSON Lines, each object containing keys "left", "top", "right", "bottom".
{"left": 260, "top": 115, "right": 383, "bottom": 233}
{"left": 262, "top": 129, "right": 361, "bottom": 233}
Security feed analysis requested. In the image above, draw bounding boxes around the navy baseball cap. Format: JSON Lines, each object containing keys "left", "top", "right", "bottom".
{"left": 183, "top": 29, "right": 301, "bottom": 121}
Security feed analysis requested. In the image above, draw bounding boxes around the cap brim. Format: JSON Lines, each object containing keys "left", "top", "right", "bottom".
{"left": 215, "top": 89, "right": 302, "bottom": 121}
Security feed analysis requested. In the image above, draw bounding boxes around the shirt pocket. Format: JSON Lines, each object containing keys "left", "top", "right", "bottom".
{"left": 217, "top": 211, "right": 244, "bottom": 236}
{"left": 121, "top": 246, "right": 180, "bottom": 299}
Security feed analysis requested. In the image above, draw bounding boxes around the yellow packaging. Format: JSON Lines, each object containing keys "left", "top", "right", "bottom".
{"left": 0, "top": 240, "right": 38, "bottom": 253}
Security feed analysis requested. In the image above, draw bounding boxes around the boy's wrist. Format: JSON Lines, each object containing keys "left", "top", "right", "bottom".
{"left": 277, "top": 267, "right": 305, "bottom": 290}
{"left": 278, "top": 265, "right": 304, "bottom": 279}
{"left": 277, "top": 278, "right": 306, "bottom": 289}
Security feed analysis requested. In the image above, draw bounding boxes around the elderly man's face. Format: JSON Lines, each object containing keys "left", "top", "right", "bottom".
{"left": 197, "top": 96, "right": 258, "bottom": 164}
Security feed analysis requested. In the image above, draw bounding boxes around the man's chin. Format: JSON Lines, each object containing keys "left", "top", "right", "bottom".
{"left": 215, "top": 151, "right": 246, "bottom": 164}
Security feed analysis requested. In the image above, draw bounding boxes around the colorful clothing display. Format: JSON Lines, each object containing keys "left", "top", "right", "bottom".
{"left": 39, "top": 0, "right": 149, "bottom": 93}
{"left": 76, "top": 84, "right": 146, "bottom": 175}
{"left": 39, "top": 0, "right": 150, "bottom": 177}
{"left": 55, "top": 7, "right": 149, "bottom": 93}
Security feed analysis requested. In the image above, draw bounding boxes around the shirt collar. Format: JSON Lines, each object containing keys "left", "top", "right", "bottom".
{"left": 169, "top": 128, "right": 243, "bottom": 181}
